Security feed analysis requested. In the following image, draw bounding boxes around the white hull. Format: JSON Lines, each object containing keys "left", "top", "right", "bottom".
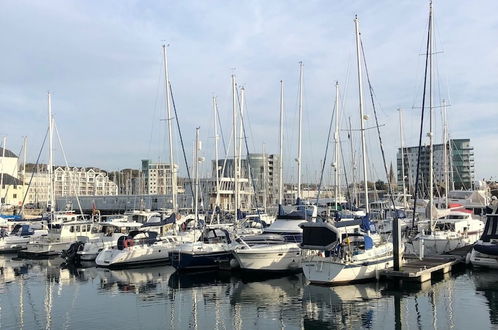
{"left": 95, "top": 243, "right": 171, "bottom": 268}
{"left": 469, "top": 248, "right": 498, "bottom": 269}
{"left": 302, "top": 255, "right": 393, "bottom": 284}
{"left": 22, "top": 241, "right": 73, "bottom": 256}
{"left": 234, "top": 243, "right": 301, "bottom": 271}
{"left": 409, "top": 232, "right": 481, "bottom": 256}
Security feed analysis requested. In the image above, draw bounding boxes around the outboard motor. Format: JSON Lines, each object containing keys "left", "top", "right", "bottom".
{"left": 62, "top": 241, "right": 85, "bottom": 263}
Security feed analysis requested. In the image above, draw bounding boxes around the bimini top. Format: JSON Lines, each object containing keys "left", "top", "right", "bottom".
{"left": 300, "top": 221, "right": 363, "bottom": 251}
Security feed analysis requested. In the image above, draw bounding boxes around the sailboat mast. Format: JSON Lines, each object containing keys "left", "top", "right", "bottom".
{"left": 0, "top": 137, "right": 6, "bottom": 204}
{"left": 348, "top": 116, "right": 357, "bottom": 206}
{"left": 442, "top": 99, "right": 449, "bottom": 207}
{"left": 334, "top": 81, "right": 340, "bottom": 210}
{"left": 297, "top": 61, "right": 304, "bottom": 201}
{"left": 428, "top": 2, "right": 434, "bottom": 225}
{"left": 47, "top": 92, "right": 55, "bottom": 213}
{"left": 162, "top": 44, "right": 177, "bottom": 211}
{"left": 232, "top": 75, "right": 239, "bottom": 215}
{"left": 354, "top": 16, "right": 369, "bottom": 214}
{"left": 213, "top": 97, "right": 220, "bottom": 220}
{"left": 398, "top": 108, "right": 407, "bottom": 208}
{"left": 194, "top": 127, "right": 200, "bottom": 222}
{"left": 278, "top": 80, "right": 284, "bottom": 205}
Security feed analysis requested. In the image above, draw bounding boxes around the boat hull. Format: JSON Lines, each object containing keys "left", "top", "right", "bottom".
{"left": 302, "top": 256, "right": 393, "bottom": 284}
{"left": 170, "top": 250, "right": 234, "bottom": 271}
{"left": 95, "top": 244, "right": 170, "bottom": 269}
{"left": 470, "top": 246, "right": 498, "bottom": 269}
{"left": 234, "top": 243, "right": 301, "bottom": 271}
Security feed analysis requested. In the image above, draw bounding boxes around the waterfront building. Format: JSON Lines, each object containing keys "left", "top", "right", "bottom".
{"left": 397, "top": 138, "right": 475, "bottom": 195}
{"left": 0, "top": 147, "right": 27, "bottom": 207}
{"left": 141, "top": 160, "right": 178, "bottom": 196}
{"left": 25, "top": 165, "right": 118, "bottom": 206}
{"left": 212, "top": 153, "right": 280, "bottom": 209}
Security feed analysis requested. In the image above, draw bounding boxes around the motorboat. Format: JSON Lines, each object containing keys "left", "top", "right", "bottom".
{"left": 233, "top": 241, "right": 301, "bottom": 272}
{"left": 469, "top": 212, "right": 498, "bottom": 268}
{"left": 63, "top": 220, "right": 143, "bottom": 262}
{"left": 230, "top": 204, "right": 316, "bottom": 272}
{"left": 19, "top": 219, "right": 97, "bottom": 258}
{"left": 170, "top": 227, "right": 239, "bottom": 271}
{"left": 0, "top": 223, "right": 48, "bottom": 253}
{"left": 95, "top": 231, "right": 176, "bottom": 268}
{"left": 300, "top": 218, "right": 393, "bottom": 284}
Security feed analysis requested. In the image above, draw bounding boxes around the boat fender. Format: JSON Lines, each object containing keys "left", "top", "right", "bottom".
{"left": 288, "top": 260, "right": 299, "bottom": 270}
{"left": 465, "top": 252, "right": 471, "bottom": 265}
{"left": 229, "top": 258, "right": 239, "bottom": 269}
{"left": 123, "top": 239, "right": 134, "bottom": 249}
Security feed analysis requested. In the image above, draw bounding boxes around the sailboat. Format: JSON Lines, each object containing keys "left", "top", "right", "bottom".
{"left": 409, "top": 2, "right": 484, "bottom": 256}
{"left": 300, "top": 16, "right": 393, "bottom": 284}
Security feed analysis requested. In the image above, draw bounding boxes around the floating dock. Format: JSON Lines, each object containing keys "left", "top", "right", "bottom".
{"left": 381, "top": 245, "right": 472, "bottom": 283}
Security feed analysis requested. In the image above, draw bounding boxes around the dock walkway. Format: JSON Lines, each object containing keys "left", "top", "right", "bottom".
{"left": 381, "top": 245, "right": 472, "bottom": 283}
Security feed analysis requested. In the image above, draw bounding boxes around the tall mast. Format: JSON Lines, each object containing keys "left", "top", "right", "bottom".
{"left": 232, "top": 75, "right": 239, "bottom": 215}
{"left": 162, "top": 44, "right": 177, "bottom": 211}
{"left": 47, "top": 92, "right": 55, "bottom": 213}
{"left": 354, "top": 16, "right": 369, "bottom": 214}
{"left": 348, "top": 116, "right": 357, "bottom": 206}
{"left": 297, "top": 61, "right": 304, "bottom": 201}
{"left": 262, "top": 143, "right": 267, "bottom": 212}
{"left": 442, "top": 99, "right": 449, "bottom": 207}
{"left": 398, "top": 108, "right": 407, "bottom": 208}
{"left": 213, "top": 97, "right": 220, "bottom": 221}
{"left": 278, "top": 80, "right": 284, "bottom": 205}
{"left": 0, "top": 137, "right": 6, "bottom": 205}
{"left": 194, "top": 127, "right": 200, "bottom": 222}
{"left": 334, "top": 82, "right": 340, "bottom": 210}
{"left": 239, "top": 88, "right": 245, "bottom": 209}
{"left": 428, "top": 2, "right": 434, "bottom": 225}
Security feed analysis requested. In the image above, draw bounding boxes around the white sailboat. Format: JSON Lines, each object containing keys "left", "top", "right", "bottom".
{"left": 300, "top": 16, "right": 393, "bottom": 284}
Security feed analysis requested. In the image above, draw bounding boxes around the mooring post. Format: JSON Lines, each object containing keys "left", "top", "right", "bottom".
{"left": 393, "top": 217, "right": 402, "bottom": 271}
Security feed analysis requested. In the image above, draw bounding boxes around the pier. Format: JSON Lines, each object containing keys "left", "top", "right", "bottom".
{"left": 381, "top": 245, "right": 472, "bottom": 283}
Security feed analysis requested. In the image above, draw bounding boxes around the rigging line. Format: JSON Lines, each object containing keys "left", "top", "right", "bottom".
{"left": 315, "top": 94, "right": 336, "bottom": 207}
{"left": 147, "top": 60, "right": 164, "bottom": 160}
{"left": 53, "top": 120, "right": 83, "bottom": 215}
{"left": 411, "top": 8, "right": 432, "bottom": 229}
{"left": 19, "top": 128, "right": 49, "bottom": 214}
{"left": 360, "top": 38, "right": 397, "bottom": 213}
{"left": 214, "top": 99, "right": 228, "bottom": 157}
{"left": 169, "top": 81, "right": 195, "bottom": 200}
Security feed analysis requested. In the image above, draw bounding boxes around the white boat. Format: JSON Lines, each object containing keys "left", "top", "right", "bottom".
{"left": 410, "top": 211, "right": 484, "bottom": 256}
{"left": 19, "top": 220, "right": 98, "bottom": 257}
{"left": 300, "top": 219, "right": 393, "bottom": 284}
{"left": 69, "top": 221, "right": 144, "bottom": 262}
{"left": 233, "top": 241, "right": 301, "bottom": 272}
{"left": 95, "top": 231, "right": 176, "bottom": 268}
{"left": 0, "top": 223, "right": 48, "bottom": 253}
{"left": 469, "top": 213, "right": 498, "bottom": 268}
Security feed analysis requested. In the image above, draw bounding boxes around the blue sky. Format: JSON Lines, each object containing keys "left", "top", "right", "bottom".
{"left": 0, "top": 1, "right": 497, "bottom": 183}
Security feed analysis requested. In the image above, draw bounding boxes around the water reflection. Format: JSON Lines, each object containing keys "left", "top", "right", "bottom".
{"left": 473, "top": 269, "right": 498, "bottom": 325}
{"left": 0, "top": 255, "right": 496, "bottom": 329}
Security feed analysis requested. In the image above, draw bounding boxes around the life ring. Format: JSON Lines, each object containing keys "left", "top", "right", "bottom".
{"left": 123, "top": 239, "right": 134, "bottom": 248}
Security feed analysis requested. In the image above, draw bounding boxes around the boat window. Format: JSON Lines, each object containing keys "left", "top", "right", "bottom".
{"left": 87, "top": 225, "right": 91, "bottom": 231}
{"left": 82, "top": 225, "right": 86, "bottom": 232}
{"left": 69, "top": 226, "right": 74, "bottom": 233}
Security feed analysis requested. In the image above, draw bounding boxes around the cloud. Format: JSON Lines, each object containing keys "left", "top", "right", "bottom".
{"left": 0, "top": 0, "right": 497, "bottom": 181}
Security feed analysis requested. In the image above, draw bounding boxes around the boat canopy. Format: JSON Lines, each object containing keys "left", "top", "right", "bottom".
{"left": 481, "top": 214, "right": 498, "bottom": 242}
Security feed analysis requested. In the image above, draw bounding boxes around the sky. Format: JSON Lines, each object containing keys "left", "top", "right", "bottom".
{"left": 0, "top": 0, "right": 497, "bottom": 184}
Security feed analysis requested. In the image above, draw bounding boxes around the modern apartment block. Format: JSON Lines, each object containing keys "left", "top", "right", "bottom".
{"left": 211, "top": 153, "right": 280, "bottom": 209}
{"left": 141, "top": 160, "right": 178, "bottom": 196}
{"left": 397, "top": 138, "right": 475, "bottom": 195}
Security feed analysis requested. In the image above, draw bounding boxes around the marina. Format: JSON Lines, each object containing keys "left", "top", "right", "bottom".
{"left": 1, "top": 1, "right": 498, "bottom": 329}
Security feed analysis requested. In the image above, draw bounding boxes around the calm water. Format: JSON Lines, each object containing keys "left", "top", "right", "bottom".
{"left": 0, "top": 255, "right": 497, "bottom": 329}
